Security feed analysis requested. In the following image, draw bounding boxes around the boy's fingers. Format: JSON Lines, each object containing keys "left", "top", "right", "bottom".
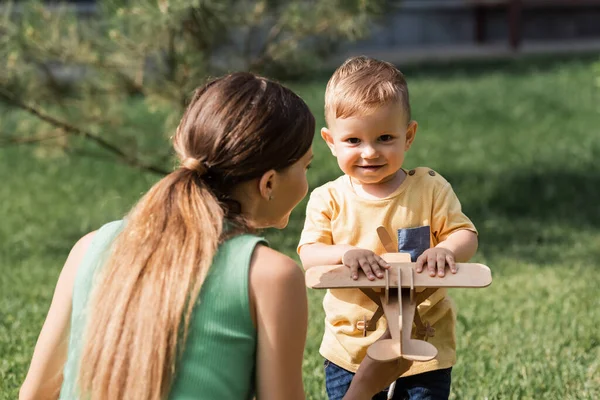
{"left": 448, "top": 255, "right": 457, "bottom": 273}
{"left": 368, "top": 256, "right": 384, "bottom": 278}
{"left": 358, "top": 258, "right": 376, "bottom": 280}
{"left": 415, "top": 255, "right": 424, "bottom": 273}
{"left": 437, "top": 253, "right": 446, "bottom": 277}
{"left": 347, "top": 259, "right": 360, "bottom": 280}
{"left": 427, "top": 255, "right": 437, "bottom": 277}
{"left": 376, "top": 256, "right": 391, "bottom": 270}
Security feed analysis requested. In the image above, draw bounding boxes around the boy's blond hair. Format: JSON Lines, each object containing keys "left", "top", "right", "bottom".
{"left": 325, "top": 56, "right": 410, "bottom": 125}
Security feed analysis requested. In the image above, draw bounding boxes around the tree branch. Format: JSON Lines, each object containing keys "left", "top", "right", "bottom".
{"left": 0, "top": 132, "right": 68, "bottom": 146}
{"left": 0, "top": 88, "right": 169, "bottom": 175}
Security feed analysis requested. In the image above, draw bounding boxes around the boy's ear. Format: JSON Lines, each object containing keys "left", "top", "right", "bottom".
{"left": 321, "top": 127, "right": 337, "bottom": 156}
{"left": 258, "top": 169, "right": 277, "bottom": 201}
{"left": 404, "top": 121, "right": 418, "bottom": 150}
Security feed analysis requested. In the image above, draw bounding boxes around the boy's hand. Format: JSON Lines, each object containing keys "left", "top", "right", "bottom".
{"left": 342, "top": 249, "right": 390, "bottom": 281}
{"left": 415, "top": 247, "right": 456, "bottom": 277}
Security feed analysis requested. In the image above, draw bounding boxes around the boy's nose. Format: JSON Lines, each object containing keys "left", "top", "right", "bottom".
{"left": 361, "top": 145, "right": 378, "bottom": 158}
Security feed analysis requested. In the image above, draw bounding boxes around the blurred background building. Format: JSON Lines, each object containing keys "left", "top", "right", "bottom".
{"left": 18, "top": 0, "right": 600, "bottom": 66}
{"left": 340, "top": 0, "right": 600, "bottom": 64}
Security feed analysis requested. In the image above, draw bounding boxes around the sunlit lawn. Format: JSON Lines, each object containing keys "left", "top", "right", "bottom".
{"left": 1, "top": 55, "right": 600, "bottom": 399}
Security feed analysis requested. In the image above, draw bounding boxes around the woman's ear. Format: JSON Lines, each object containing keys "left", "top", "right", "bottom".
{"left": 258, "top": 169, "right": 277, "bottom": 201}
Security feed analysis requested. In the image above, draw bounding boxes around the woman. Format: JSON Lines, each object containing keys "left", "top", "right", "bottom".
{"left": 20, "top": 72, "right": 410, "bottom": 400}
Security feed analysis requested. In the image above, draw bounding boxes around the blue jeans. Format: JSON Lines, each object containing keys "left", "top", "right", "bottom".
{"left": 324, "top": 359, "right": 452, "bottom": 400}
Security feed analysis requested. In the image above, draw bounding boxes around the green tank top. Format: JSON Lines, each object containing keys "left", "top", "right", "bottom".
{"left": 60, "top": 220, "right": 266, "bottom": 399}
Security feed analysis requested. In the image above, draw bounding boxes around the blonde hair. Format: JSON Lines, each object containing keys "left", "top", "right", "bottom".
{"left": 77, "top": 73, "right": 314, "bottom": 400}
{"left": 325, "top": 55, "right": 410, "bottom": 125}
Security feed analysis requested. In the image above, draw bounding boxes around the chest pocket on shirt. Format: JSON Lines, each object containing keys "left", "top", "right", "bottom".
{"left": 397, "top": 226, "right": 431, "bottom": 262}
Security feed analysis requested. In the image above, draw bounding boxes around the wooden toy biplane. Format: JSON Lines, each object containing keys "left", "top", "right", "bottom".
{"left": 305, "top": 227, "right": 492, "bottom": 364}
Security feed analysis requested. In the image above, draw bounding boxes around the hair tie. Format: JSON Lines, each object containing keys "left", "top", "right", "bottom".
{"left": 181, "top": 157, "right": 207, "bottom": 176}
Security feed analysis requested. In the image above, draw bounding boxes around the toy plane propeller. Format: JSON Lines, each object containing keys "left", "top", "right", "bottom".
{"left": 305, "top": 226, "right": 492, "bottom": 364}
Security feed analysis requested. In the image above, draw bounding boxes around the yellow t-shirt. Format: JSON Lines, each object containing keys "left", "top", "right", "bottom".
{"left": 298, "top": 167, "right": 477, "bottom": 376}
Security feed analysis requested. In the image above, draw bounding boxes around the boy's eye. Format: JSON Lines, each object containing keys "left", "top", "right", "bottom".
{"left": 379, "top": 135, "right": 393, "bottom": 142}
{"left": 346, "top": 138, "right": 360, "bottom": 144}
{"left": 306, "top": 163, "right": 312, "bottom": 170}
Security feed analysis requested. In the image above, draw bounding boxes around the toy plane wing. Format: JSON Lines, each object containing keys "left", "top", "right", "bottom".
{"left": 305, "top": 262, "right": 492, "bottom": 289}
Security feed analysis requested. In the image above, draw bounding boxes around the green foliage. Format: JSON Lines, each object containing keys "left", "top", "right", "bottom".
{"left": 0, "top": 0, "right": 382, "bottom": 171}
{"left": 2, "top": 55, "right": 600, "bottom": 399}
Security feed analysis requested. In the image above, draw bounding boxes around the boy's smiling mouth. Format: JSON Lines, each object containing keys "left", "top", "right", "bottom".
{"left": 357, "top": 165, "right": 383, "bottom": 170}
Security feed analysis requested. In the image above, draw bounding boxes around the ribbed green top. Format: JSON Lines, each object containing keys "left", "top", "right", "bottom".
{"left": 60, "top": 220, "right": 265, "bottom": 399}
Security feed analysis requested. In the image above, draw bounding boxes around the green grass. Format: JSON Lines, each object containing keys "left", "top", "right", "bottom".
{"left": 2, "top": 55, "right": 600, "bottom": 399}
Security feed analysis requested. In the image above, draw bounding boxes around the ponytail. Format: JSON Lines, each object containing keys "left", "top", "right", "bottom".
{"left": 78, "top": 169, "right": 224, "bottom": 400}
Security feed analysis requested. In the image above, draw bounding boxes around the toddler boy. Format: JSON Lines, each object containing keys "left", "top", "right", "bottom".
{"left": 298, "top": 56, "right": 478, "bottom": 400}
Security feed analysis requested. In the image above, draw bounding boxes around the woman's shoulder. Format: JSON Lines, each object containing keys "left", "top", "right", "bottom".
{"left": 250, "top": 245, "right": 303, "bottom": 285}
{"left": 247, "top": 245, "right": 306, "bottom": 331}
{"left": 62, "top": 230, "right": 98, "bottom": 280}
{"left": 65, "top": 220, "right": 125, "bottom": 293}
{"left": 217, "top": 234, "right": 303, "bottom": 290}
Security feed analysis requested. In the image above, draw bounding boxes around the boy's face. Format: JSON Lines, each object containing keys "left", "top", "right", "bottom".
{"left": 322, "top": 102, "right": 417, "bottom": 186}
